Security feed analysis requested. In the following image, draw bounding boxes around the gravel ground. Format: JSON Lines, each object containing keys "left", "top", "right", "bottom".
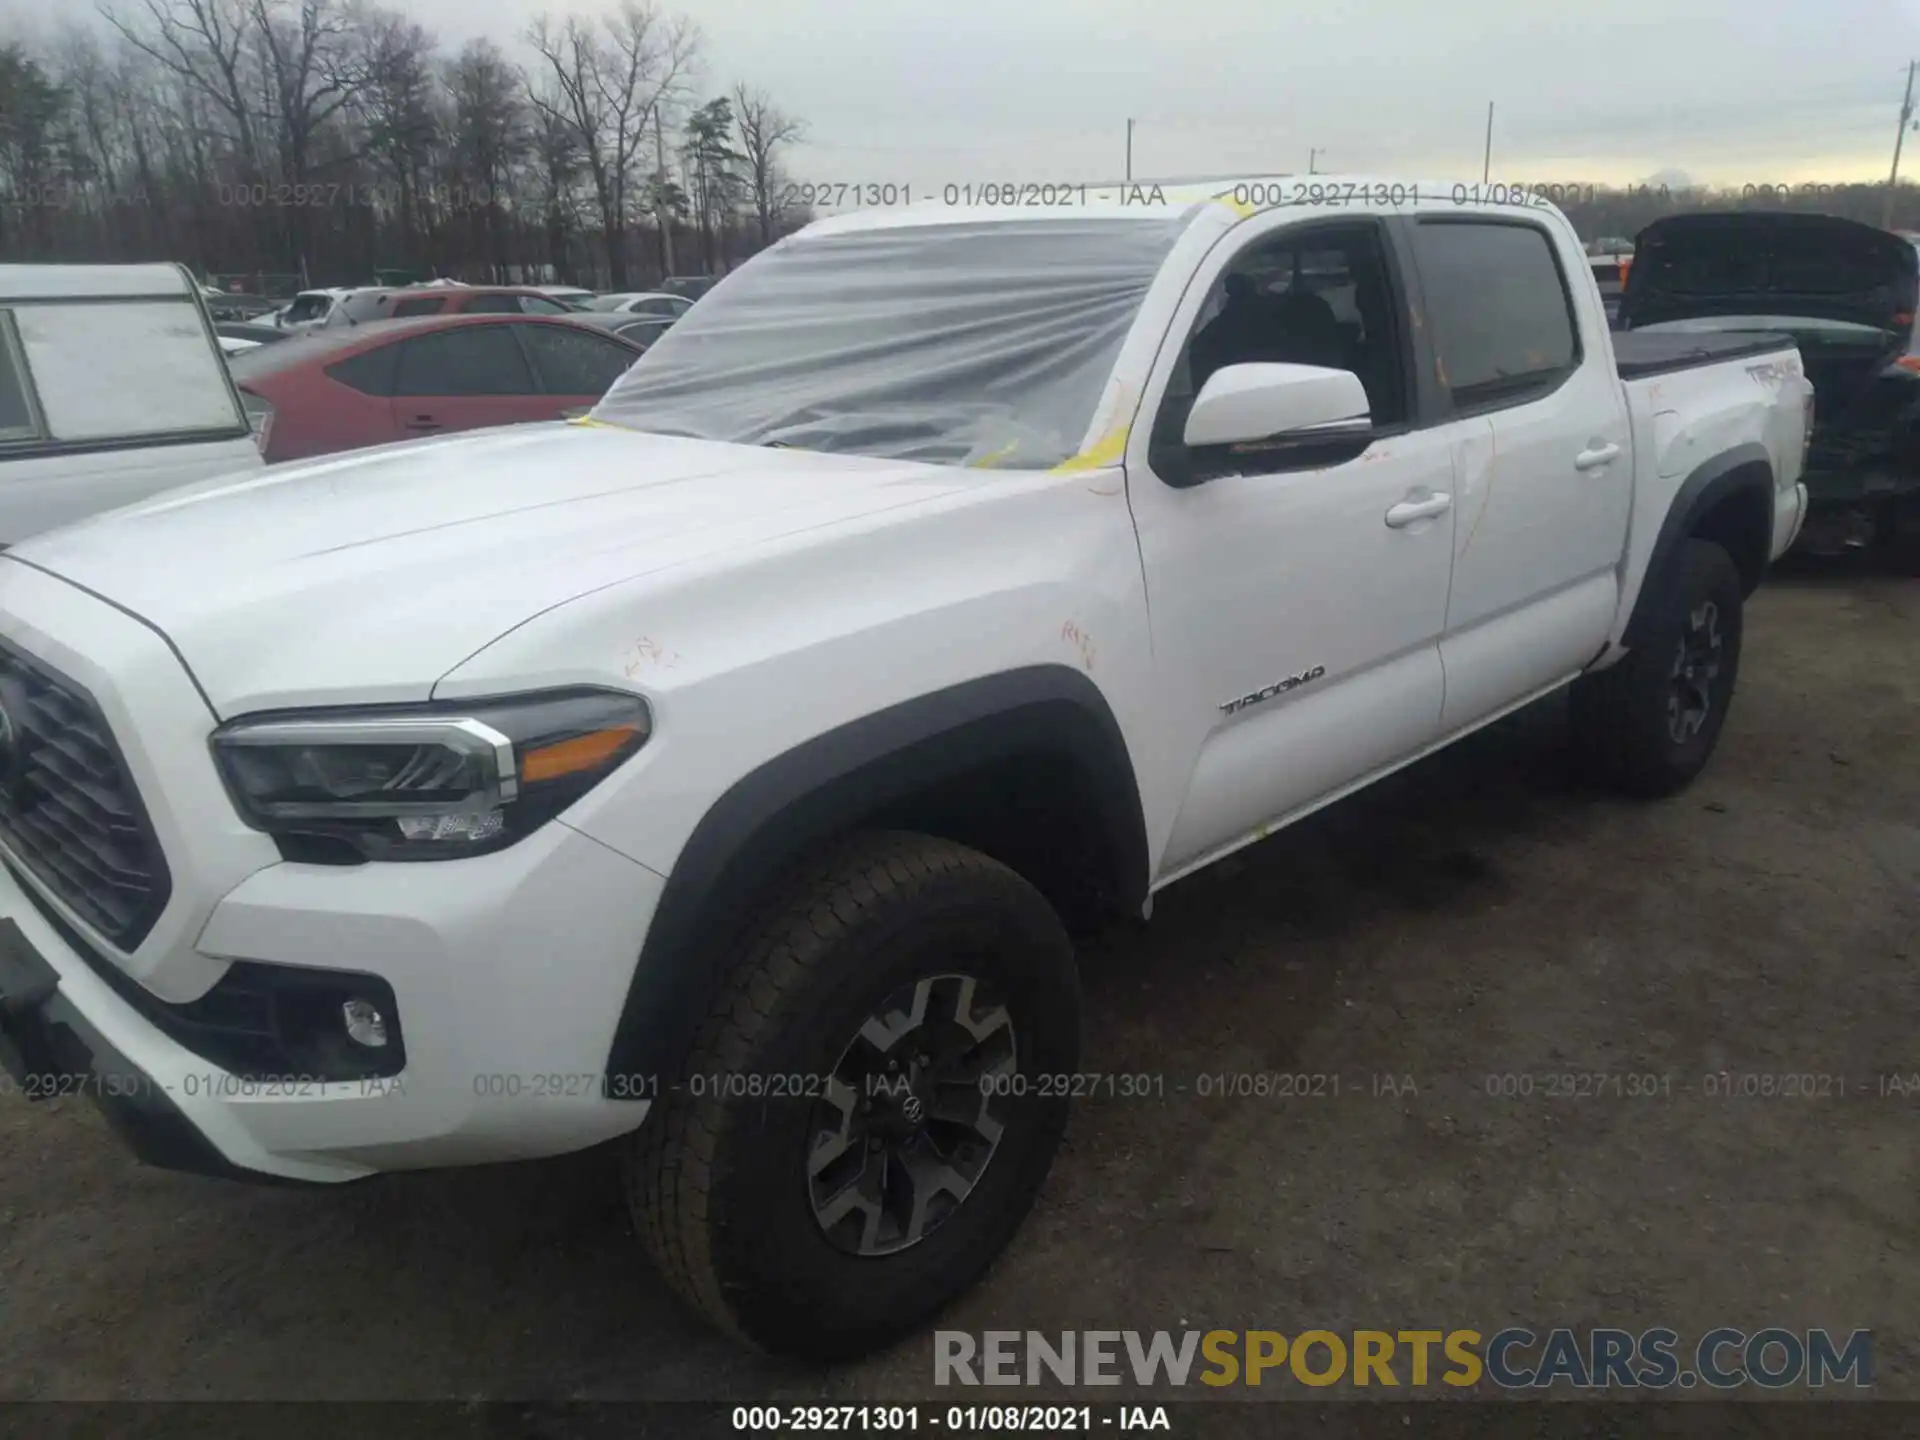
{"left": 1, "top": 557, "right": 1915, "bottom": 1417}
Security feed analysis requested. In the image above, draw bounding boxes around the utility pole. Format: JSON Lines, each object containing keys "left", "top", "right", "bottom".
{"left": 654, "top": 105, "right": 676, "bottom": 278}
{"left": 1886, "top": 61, "right": 1916, "bottom": 230}
{"left": 1126, "top": 119, "right": 1134, "bottom": 181}
{"left": 1482, "top": 101, "right": 1495, "bottom": 183}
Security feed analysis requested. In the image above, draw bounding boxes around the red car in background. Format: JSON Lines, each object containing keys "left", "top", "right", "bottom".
{"left": 341, "top": 285, "right": 585, "bottom": 322}
{"left": 229, "top": 314, "right": 646, "bottom": 463}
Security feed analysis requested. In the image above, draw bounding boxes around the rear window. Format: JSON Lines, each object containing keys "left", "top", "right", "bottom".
{"left": 1411, "top": 220, "right": 1579, "bottom": 411}
{"left": 0, "top": 313, "right": 43, "bottom": 441}
{"left": 10, "top": 299, "right": 243, "bottom": 441}
{"left": 325, "top": 344, "right": 400, "bottom": 397}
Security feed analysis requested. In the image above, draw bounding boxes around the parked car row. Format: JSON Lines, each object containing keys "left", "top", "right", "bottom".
{"left": 228, "top": 313, "right": 649, "bottom": 463}
{"left": 258, "top": 279, "right": 709, "bottom": 333}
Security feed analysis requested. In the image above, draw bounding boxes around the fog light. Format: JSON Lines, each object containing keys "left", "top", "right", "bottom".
{"left": 397, "top": 811, "right": 506, "bottom": 843}
{"left": 342, "top": 998, "right": 388, "bottom": 1048}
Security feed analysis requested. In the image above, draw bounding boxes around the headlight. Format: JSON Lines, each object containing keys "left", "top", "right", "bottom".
{"left": 210, "top": 688, "right": 651, "bottom": 861}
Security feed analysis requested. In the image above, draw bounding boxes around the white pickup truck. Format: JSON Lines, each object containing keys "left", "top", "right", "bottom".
{"left": 0, "top": 179, "right": 1810, "bottom": 1360}
{"left": 0, "top": 263, "right": 263, "bottom": 542}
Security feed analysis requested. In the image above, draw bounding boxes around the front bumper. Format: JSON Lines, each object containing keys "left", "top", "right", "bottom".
{"left": 0, "top": 560, "right": 667, "bottom": 1184}
{"left": 0, "top": 820, "right": 667, "bottom": 1183}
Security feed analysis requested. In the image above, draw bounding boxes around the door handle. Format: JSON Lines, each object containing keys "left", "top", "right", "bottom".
{"left": 404, "top": 415, "right": 443, "bottom": 432}
{"left": 1574, "top": 442, "right": 1622, "bottom": 471}
{"left": 1385, "top": 492, "right": 1453, "bottom": 528}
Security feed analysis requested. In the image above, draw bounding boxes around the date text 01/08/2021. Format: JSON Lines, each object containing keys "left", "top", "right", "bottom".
{"left": 730, "top": 1404, "right": 1171, "bottom": 1432}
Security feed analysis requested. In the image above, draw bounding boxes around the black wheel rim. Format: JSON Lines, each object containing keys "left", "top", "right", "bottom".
{"left": 807, "top": 973, "right": 1016, "bottom": 1257}
{"left": 1666, "top": 599, "right": 1723, "bottom": 745}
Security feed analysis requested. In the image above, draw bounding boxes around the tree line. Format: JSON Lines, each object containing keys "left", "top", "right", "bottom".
{"left": 0, "top": 0, "right": 808, "bottom": 292}
{"left": 5, "top": 10, "right": 1919, "bottom": 295}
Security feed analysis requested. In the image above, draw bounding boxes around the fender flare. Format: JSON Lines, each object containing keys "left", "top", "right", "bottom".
{"left": 1621, "top": 442, "right": 1774, "bottom": 649}
{"left": 601, "top": 665, "right": 1149, "bottom": 1087}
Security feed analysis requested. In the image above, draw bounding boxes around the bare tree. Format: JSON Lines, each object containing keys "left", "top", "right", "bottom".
{"left": 680, "top": 95, "right": 742, "bottom": 273}
{"left": 526, "top": 80, "right": 583, "bottom": 283}
{"left": 248, "top": 0, "right": 359, "bottom": 185}
{"left": 525, "top": 1, "right": 697, "bottom": 289}
{"left": 446, "top": 37, "right": 526, "bottom": 277}
{"left": 101, "top": 0, "right": 262, "bottom": 178}
{"left": 352, "top": 10, "right": 439, "bottom": 261}
{"left": 732, "top": 82, "right": 801, "bottom": 247}
{"left": 6, "top": 15, "right": 803, "bottom": 282}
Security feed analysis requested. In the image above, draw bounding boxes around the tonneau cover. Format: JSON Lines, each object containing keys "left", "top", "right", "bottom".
{"left": 1613, "top": 329, "right": 1798, "bottom": 381}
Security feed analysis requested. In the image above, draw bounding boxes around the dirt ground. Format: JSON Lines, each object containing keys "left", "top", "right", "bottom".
{"left": 1, "top": 558, "right": 1916, "bottom": 1411}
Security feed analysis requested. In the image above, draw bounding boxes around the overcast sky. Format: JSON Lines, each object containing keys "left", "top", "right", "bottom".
{"left": 4, "top": 0, "right": 1917, "bottom": 187}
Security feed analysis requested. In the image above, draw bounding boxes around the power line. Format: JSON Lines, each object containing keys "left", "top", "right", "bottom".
{"left": 1885, "top": 60, "right": 1916, "bottom": 228}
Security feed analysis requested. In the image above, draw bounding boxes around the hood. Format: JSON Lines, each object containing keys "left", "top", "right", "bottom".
{"left": 8, "top": 423, "right": 975, "bottom": 715}
{"left": 1622, "top": 212, "right": 1919, "bottom": 338}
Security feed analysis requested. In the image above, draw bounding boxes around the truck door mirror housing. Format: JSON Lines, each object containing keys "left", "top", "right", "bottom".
{"left": 1183, "top": 362, "right": 1372, "bottom": 449}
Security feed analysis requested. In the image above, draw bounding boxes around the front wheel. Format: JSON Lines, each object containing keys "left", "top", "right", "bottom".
{"left": 1569, "top": 538, "right": 1745, "bottom": 797}
{"left": 626, "top": 831, "right": 1080, "bottom": 1360}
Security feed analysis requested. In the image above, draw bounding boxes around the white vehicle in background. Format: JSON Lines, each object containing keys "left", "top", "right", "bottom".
{"left": 586, "top": 290, "right": 694, "bottom": 319}
{"left": 533, "top": 285, "right": 597, "bottom": 310}
{"left": 0, "top": 181, "right": 1812, "bottom": 1361}
{"left": 0, "top": 262, "right": 262, "bottom": 543}
{"left": 272, "top": 287, "right": 386, "bottom": 333}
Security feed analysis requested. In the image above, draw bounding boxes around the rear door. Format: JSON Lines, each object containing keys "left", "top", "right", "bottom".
{"left": 1404, "top": 214, "right": 1632, "bottom": 732}
{"left": 388, "top": 324, "right": 551, "bottom": 438}
{"left": 514, "top": 324, "right": 641, "bottom": 413}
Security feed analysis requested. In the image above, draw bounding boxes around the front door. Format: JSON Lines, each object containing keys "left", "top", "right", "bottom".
{"left": 1127, "top": 215, "right": 1474, "bottom": 880}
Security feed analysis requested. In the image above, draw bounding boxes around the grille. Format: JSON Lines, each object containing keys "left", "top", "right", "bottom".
{"left": 0, "top": 640, "right": 171, "bottom": 949}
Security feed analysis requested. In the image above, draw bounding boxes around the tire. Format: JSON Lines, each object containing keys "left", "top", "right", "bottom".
{"left": 1569, "top": 538, "right": 1744, "bottom": 798}
{"left": 626, "top": 831, "right": 1080, "bottom": 1361}
{"left": 1874, "top": 496, "right": 1920, "bottom": 576}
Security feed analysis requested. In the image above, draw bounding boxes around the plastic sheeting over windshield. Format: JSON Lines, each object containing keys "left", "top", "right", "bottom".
{"left": 589, "top": 217, "right": 1187, "bottom": 469}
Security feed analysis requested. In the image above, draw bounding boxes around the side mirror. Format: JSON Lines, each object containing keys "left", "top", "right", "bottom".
{"left": 1183, "top": 362, "right": 1371, "bottom": 450}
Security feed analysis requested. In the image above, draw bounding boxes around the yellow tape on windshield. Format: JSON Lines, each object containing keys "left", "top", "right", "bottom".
{"left": 969, "top": 440, "right": 1020, "bottom": 469}
{"left": 1050, "top": 424, "right": 1130, "bottom": 473}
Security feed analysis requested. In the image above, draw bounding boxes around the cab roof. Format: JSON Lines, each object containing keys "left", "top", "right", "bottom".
{"left": 0, "top": 262, "right": 199, "bottom": 301}
{"left": 794, "top": 174, "right": 1519, "bottom": 239}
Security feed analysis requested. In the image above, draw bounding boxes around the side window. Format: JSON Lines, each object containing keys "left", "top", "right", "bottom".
{"left": 1151, "top": 221, "right": 1408, "bottom": 478}
{"left": 0, "top": 313, "right": 45, "bottom": 443}
{"left": 634, "top": 298, "right": 675, "bottom": 316}
{"left": 324, "top": 343, "right": 400, "bottom": 397}
{"left": 393, "top": 326, "right": 535, "bottom": 396}
{"left": 517, "top": 294, "right": 569, "bottom": 315}
{"left": 390, "top": 296, "right": 445, "bottom": 319}
{"left": 463, "top": 293, "right": 521, "bottom": 315}
{"left": 518, "top": 324, "right": 640, "bottom": 395}
{"left": 1410, "top": 220, "right": 1579, "bottom": 412}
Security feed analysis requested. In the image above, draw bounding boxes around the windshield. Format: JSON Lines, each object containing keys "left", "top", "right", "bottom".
{"left": 591, "top": 218, "right": 1185, "bottom": 468}
{"left": 282, "top": 294, "right": 332, "bottom": 324}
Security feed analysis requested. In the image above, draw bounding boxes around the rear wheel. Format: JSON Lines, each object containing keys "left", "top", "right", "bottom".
{"left": 627, "top": 831, "right": 1080, "bottom": 1360}
{"left": 1874, "top": 495, "right": 1920, "bottom": 575}
{"left": 1570, "top": 538, "right": 1744, "bottom": 797}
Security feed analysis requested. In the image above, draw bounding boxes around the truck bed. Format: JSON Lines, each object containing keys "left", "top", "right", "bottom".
{"left": 1613, "top": 330, "right": 1797, "bottom": 381}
